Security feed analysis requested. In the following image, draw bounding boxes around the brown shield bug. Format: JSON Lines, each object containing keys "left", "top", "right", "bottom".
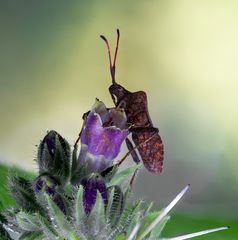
{"left": 100, "top": 29, "right": 164, "bottom": 173}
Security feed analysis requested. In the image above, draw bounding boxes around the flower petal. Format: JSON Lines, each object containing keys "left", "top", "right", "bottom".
{"left": 81, "top": 112, "right": 103, "bottom": 149}
{"left": 79, "top": 100, "right": 129, "bottom": 173}
{"left": 78, "top": 145, "right": 111, "bottom": 172}
{"left": 96, "top": 177, "right": 108, "bottom": 206}
{"left": 102, "top": 127, "right": 129, "bottom": 160}
{"left": 81, "top": 112, "right": 129, "bottom": 160}
{"left": 92, "top": 99, "right": 110, "bottom": 124}
{"left": 82, "top": 178, "right": 97, "bottom": 214}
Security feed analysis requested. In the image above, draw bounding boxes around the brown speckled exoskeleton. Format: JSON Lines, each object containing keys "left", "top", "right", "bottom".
{"left": 100, "top": 29, "right": 164, "bottom": 173}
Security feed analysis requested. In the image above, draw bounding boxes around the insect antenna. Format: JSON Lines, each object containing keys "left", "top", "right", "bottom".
{"left": 113, "top": 29, "right": 120, "bottom": 73}
{"left": 100, "top": 29, "right": 120, "bottom": 85}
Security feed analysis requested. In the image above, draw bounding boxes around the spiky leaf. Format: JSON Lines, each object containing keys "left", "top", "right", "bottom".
{"left": 16, "top": 211, "right": 40, "bottom": 232}
{"left": 45, "top": 194, "right": 74, "bottom": 238}
{"left": 106, "top": 186, "right": 124, "bottom": 227}
{"left": 37, "top": 213, "right": 60, "bottom": 240}
{"left": 108, "top": 200, "right": 143, "bottom": 240}
{"left": 8, "top": 176, "right": 42, "bottom": 213}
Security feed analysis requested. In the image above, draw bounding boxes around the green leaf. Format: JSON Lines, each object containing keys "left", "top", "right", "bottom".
{"left": 45, "top": 194, "right": 74, "bottom": 238}
{"left": 108, "top": 164, "right": 142, "bottom": 187}
{"left": 150, "top": 215, "right": 170, "bottom": 237}
{"left": 144, "top": 202, "right": 154, "bottom": 215}
{"left": 19, "top": 231, "right": 43, "bottom": 240}
{"left": 92, "top": 191, "right": 106, "bottom": 224}
{"left": 114, "top": 234, "right": 126, "bottom": 240}
{"left": 108, "top": 200, "right": 143, "bottom": 240}
{"left": 75, "top": 186, "right": 84, "bottom": 226}
{"left": 137, "top": 211, "right": 170, "bottom": 239}
{"left": 16, "top": 211, "right": 40, "bottom": 232}
{"left": 119, "top": 200, "right": 143, "bottom": 229}
{"left": 106, "top": 186, "right": 124, "bottom": 227}
{"left": 8, "top": 176, "right": 42, "bottom": 213}
{"left": 37, "top": 213, "right": 61, "bottom": 240}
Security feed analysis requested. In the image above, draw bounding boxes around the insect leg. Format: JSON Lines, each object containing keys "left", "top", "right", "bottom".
{"left": 125, "top": 138, "right": 140, "bottom": 164}
{"left": 74, "top": 111, "right": 88, "bottom": 148}
{"left": 116, "top": 133, "right": 157, "bottom": 167}
{"left": 129, "top": 167, "right": 139, "bottom": 189}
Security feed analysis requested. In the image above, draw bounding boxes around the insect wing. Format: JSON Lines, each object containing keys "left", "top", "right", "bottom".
{"left": 132, "top": 127, "right": 164, "bottom": 173}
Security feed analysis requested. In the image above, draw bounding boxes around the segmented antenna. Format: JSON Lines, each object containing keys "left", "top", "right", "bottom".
{"left": 100, "top": 29, "right": 120, "bottom": 84}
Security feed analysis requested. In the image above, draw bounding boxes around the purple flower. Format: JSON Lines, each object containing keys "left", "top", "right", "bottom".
{"left": 78, "top": 99, "right": 129, "bottom": 173}
{"left": 81, "top": 175, "right": 108, "bottom": 215}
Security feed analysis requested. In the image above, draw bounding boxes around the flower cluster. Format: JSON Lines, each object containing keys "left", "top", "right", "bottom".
{"left": 33, "top": 99, "right": 129, "bottom": 215}
{"left": 0, "top": 100, "right": 229, "bottom": 239}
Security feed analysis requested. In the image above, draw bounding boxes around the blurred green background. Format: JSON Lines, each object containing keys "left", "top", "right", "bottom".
{"left": 0, "top": 0, "right": 237, "bottom": 238}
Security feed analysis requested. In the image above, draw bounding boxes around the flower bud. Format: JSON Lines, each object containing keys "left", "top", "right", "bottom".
{"left": 37, "top": 130, "right": 70, "bottom": 184}
{"left": 81, "top": 175, "right": 108, "bottom": 215}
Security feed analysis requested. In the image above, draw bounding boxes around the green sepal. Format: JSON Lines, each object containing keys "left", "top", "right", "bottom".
{"left": 37, "top": 213, "right": 61, "bottom": 240}
{"left": 19, "top": 231, "right": 43, "bottom": 240}
{"left": 108, "top": 164, "right": 142, "bottom": 187}
{"left": 136, "top": 211, "right": 170, "bottom": 239}
{"left": 106, "top": 185, "right": 124, "bottom": 228}
{"left": 8, "top": 176, "right": 42, "bottom": 213}
{"left": 114, "top": 234, "right": 126, "bottom": 240}
{"left": 16, "top": 211, "right": 40, "bottom": 232}
{"left": 90, "top": 190, "right": 107, "bottom": 229}
{"left": 107, "top": 200, "right": 143, "bottom": 240}
{"left": 53, "top": 135, "right": 71, "bottom": 185}
{"left": 75, "top": 185, "right": 84, "bottom": 226}
{"left": 45, "top": 194, "right": 75, "bottom": 238}
{"left": 70, "top": 145, "right": 90, "bottom": 185}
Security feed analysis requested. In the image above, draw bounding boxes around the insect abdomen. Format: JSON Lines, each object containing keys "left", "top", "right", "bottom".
{"left": 132, "top": 127, "right": 164, "bottom": 173}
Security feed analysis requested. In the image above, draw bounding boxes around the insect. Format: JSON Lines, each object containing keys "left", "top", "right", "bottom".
{"left": 100, "top": 29, "right": 164, "bottom": 173}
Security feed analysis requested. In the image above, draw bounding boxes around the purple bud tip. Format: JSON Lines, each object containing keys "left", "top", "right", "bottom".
{"left": 82, "top": 178, "right": 97, "bottom": 215}
{"left": 82, "top": 176, "right": 108, "bottom": 214}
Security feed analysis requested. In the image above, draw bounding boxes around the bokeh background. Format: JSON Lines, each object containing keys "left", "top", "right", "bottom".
{"left": 0, "top": 0, "right": 238, "bottom": 237}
